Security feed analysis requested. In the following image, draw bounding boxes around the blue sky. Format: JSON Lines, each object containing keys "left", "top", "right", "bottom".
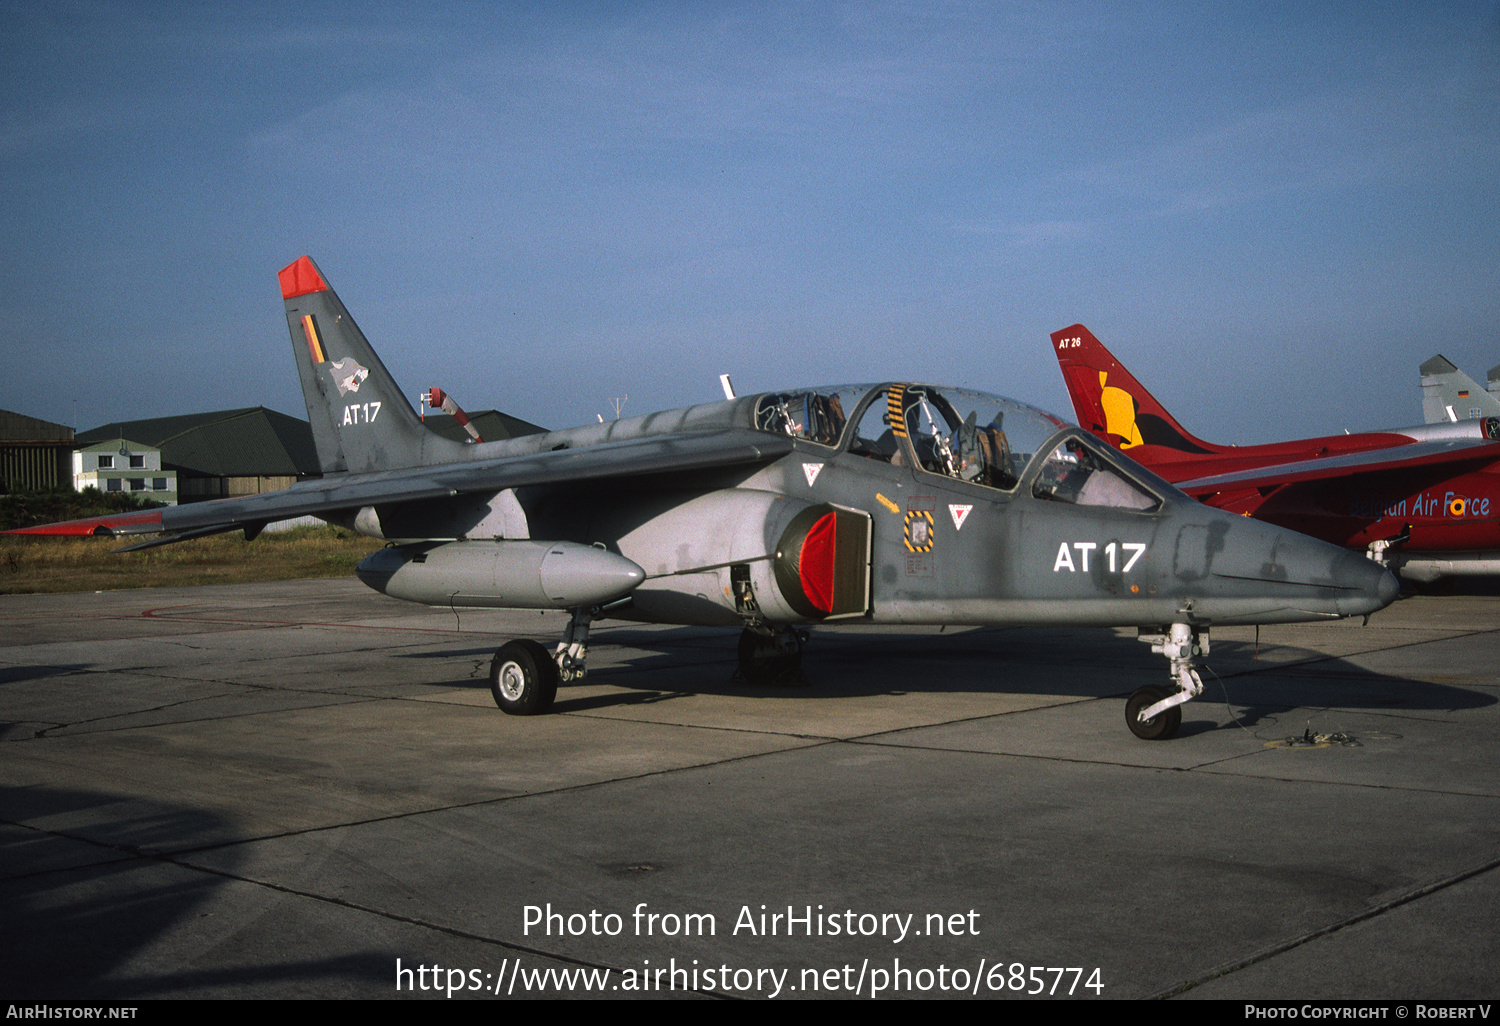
{"left": 3, "top": 1, "right": 1497, "bottom": 443}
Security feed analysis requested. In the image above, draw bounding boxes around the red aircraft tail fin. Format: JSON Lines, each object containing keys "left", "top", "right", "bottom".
{"left": 1050, "top": 324, "right": 1221, "bottom": 458}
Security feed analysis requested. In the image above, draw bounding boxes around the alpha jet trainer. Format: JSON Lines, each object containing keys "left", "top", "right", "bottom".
{"left": 1052, "top": 324, "right": 1500, "bottom": 582}
{"left": 9, "top": 258, "right": 1397, "bottom": 739}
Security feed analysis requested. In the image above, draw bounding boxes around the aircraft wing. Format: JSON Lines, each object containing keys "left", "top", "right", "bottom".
{"left": 5, "top": 429, "right": 795, "bottom": 543}
{"left": 1175, "top": 436, "right": 1500, "bottom": 494}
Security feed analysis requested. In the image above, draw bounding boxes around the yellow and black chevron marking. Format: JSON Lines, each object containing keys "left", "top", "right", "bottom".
{"left": 887, "top": 384, "right": 908, "bottom": 439}
{"left": 903, "top": 509, "right": 934, "bottom": 552}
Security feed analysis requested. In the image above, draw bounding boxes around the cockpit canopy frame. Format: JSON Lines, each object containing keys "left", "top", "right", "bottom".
{"left": 753, "top": 383, "right": 1165, "bottom": 513}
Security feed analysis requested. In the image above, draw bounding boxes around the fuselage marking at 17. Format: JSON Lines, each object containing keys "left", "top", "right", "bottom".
{"left": 1053, "top": 541, "right": 1146, "bottom": 573}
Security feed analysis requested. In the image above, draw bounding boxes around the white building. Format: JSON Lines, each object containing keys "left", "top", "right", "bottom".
{"left": 72, "top": 439, "right": 178, "bottom": 505}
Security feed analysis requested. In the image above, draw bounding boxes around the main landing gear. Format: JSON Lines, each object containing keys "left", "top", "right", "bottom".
{"left": 489, "top": 607, "right": 594, "bottom": 715}
{"left": 488, "top": 607, "right": 814, "bottom": 716}
{"left": 1126, "top": 624, "right": 1208, "bottom": 741}
{"left": 490, "top": 639, "right": 558, "bottom": 715}
{"left": 735, "top": 625, "right": 808, "bottom": 686}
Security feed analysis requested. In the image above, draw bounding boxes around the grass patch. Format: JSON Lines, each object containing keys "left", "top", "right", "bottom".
{"left": 0, "top": 524, "right": 384, "bottom": 594}
{"left": 0, "top": 488, "right": 163, "bottom": 531}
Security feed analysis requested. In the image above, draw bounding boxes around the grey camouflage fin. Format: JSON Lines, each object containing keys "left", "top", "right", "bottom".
{"left": 279, "top": 256, "right": 466, "bottom": 474}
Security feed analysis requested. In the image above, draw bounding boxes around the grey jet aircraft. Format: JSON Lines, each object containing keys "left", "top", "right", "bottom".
{"left": 9, "top": 258, "right": 1399, "bottom": 739}
{"left": 1420, "top": 354, "right": 1500, "bottom": 424}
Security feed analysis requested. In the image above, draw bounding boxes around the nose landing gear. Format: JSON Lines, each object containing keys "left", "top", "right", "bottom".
{"left": 1127, "top": 623, "right": 1207, "bottom": 740}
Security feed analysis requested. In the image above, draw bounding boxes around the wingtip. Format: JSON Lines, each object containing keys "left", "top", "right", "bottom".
{"left": 278, "top": 256, "right": 328, "bottom": 300}
{"left": 2, "top": 510, "right": 164, "bottom": 538}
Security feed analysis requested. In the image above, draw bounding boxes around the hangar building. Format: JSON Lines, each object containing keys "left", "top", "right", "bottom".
{"left": 77, "top": 408, "right": 320, "bottom": 503}
{"left": 0, "top": 409, "right": 75, "bottom": 493}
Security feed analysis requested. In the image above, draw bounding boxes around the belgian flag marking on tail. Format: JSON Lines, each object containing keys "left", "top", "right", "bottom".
{"left": 301, "top": 315, "right": 327, "bottom": 364}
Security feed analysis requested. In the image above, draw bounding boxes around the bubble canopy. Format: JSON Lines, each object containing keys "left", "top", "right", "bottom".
{"left": 753, "top": 383, "right": 1163, "bottom": 512}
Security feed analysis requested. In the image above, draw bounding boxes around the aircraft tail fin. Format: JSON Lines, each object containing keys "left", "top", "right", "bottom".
{"left": 280, "top": 256, "right": 465, "bottom": 474}
{"left": 1420, "top": 354, "right": 1500, "bottom": 424}
{"left": 1050, "top": 324, "right": 1220, "bottom": 456}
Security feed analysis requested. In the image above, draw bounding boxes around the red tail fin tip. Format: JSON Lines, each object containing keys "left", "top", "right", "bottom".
{"left": 278, "top": 256, "right": 328, "bottom": 300}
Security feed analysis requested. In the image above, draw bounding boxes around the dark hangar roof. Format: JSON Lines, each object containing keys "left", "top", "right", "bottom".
{"left": 76, "top": 407, "right": 547, "bottom": 477}
{"left": 78, "top": 407, "right": 320, "bottom": 477}
{"left": 0, "top": 409, "right": 74, "bottom": 443}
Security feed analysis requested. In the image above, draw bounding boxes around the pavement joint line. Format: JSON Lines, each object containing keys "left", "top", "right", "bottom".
{"left": 557, "top": 692, "right": 1117, "bottom": 742}
{"left": 849, "top": 738, "right": 1200, "bottom": 772}
{"left": 1192, "top": 766, "right": 1500, "bottom": 800}
{"left": 843, "top": 733, "right": 1500, "bottom": 795}
{"left": 10, "top": 694, "right": 390, "bottom": 741}
{"left": 150, "top": 859, "right": 730, "bottom": 999}
{"left": 845, "top": 732, "right": 1292, "bottom": 773}
{"left": 19, "top": 683, "right": 369, "bottom": 738}
{"left": 2, "top": 735, "right": 850, "bottom": 872}
{"left": 558, "top": 708, "right": 846, "bottom": 742}
{"left": 1151, "top": 852, "right": 1500, "bottom": 1000}
{"left": 1217, "top": 627, "right": 1500, "bottom": 683}
{"left": 138, "top": 611, "right": 508, "bottom": 636}
{"left": 11, "top": 683, "right": 867, "bottom": 741}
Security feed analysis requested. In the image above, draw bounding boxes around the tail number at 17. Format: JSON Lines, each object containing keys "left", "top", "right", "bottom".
{"left": 344, "top": 402, "right": 382, "bottom": 425}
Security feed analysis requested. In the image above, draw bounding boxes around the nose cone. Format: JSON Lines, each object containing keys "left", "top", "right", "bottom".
{"left": 1327, "top": 546, "right": 1400, "bottom": 618}
{"left": 1169, "top": 510, "right": 1399, "bottom": 624}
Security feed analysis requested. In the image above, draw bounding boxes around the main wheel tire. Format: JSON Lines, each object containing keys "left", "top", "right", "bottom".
{"left": 490, "top": 640, "right": 559, "bottom": 715}
{"left": 736, "top": 626, "right": 803, "bottom": 686}
{"left": 1126, "top": 685, "right": 1182, "bottom": 741}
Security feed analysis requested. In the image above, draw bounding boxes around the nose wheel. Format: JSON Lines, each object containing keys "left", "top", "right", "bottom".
{"left": 1129, "top": 623, "right": 1208, "bottom": 740}
{"left": 1125, "top": 685, "right": 1182, "bottom": 740}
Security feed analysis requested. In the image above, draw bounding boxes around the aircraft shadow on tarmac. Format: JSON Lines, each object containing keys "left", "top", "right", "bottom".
{"left": 0, "top": 786, "right": 398, "bottom": 999}
{"left": 386, "top": 623, "right": 1494, "bottom": 729}
{"left": 0, "top": 663, "right": 94, "bottom": 685}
